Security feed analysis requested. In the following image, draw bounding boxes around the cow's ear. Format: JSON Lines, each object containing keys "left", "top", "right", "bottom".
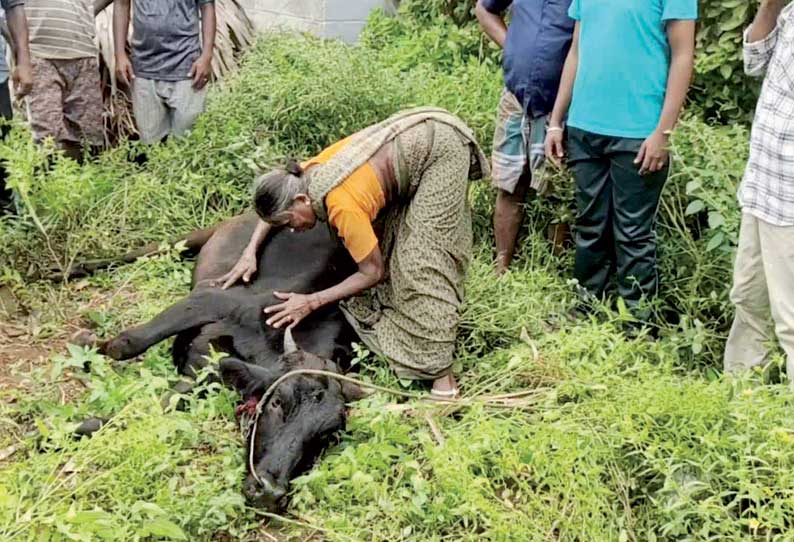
{"left": 321, "top": 359, "right": 369, "bottom": 402}
{"left": 219, "top": 358, "right": 275, "bottom": 399}
{"left": 341, "top": 380, "right": 369, "bottom": 402}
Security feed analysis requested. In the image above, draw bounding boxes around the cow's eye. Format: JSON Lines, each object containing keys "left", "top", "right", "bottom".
{"left": 313, "top": 391, "right": 325, "bottom": 403}
{"left": 270, "top": 397, "right": 281, "bottom": 409}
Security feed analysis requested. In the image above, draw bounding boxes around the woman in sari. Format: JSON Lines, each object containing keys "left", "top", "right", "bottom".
{"left": 217, "top": 108, "right": 489, "bottom": 398}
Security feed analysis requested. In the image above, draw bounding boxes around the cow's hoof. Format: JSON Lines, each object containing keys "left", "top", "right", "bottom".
{"left": 73, "top": 417, "right": 108, "bottom": 438}
{"left": 160, "top": 390, "right": 187, "bottom": 411}
{"left": 101, "top": 333, "right": 137, "bottom": 360}
{"left": 160, "top": 380, "right": 194, "bottom": 411}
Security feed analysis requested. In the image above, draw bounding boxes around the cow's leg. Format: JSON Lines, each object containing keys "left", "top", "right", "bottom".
{"left": 178, "top": 323, "right": 234, "bottom": 378}
{"left": 172, "top": 327, "right": 202, "bottom": 373}
{"left": 101, "top": 290, "right": 243, "bottom": 360}
{"left": 160, "top": 323, "right": 241, "bottom": 410}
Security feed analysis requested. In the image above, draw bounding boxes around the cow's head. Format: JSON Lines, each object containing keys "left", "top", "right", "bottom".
{"left": 219, "top": 330, "right": 364, "bottom": 510}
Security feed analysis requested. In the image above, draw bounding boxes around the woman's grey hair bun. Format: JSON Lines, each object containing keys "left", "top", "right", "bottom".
{"left": 284, "top": 159, "right": 303, "bottom": 177}
{"left": 253, "top": 158, "right": 310, "bottom": 222}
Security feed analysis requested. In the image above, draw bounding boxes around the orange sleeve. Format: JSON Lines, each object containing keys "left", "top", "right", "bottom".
{"left": 326, "top": 189, "right": 379, "bottom": 263}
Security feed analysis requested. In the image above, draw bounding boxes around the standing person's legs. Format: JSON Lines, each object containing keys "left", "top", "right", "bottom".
{"left": 608, "top": 138, "right": 668, "bottom": 312}
{"left": 725, "top": 216, "right": 794, "bottom": 378}
{"left": 62, "top": 57, "right": 105, "bottom": 159}
{"left": 167, "top": 79, "right": 208, "bottom": 137}
{"left": 0, "top": 80, "right": 13, "bottom": 212}
{"left": 26, "top": 59, "right": 68, "bottom": 145}
{"left": 131, "top": 77, "right": 170, "bottom": 144}
{"left": 494, "top": 172, "right": 531, "bottom": 273}
{"left": 567, "top": 127, "right": 614, "bottom": 300}
{"left": 491, "top": 89, "right": 531, "bottom": 274}
{"left": 724, "top": 214, "right": 774, "bottom": 373}
{"left": 759, "top": 218, "right": 794, "bottom": 377}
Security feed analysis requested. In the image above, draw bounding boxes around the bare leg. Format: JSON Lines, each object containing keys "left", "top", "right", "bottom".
{"left": 494, "top": 170, "right": 531, "bottom": 274}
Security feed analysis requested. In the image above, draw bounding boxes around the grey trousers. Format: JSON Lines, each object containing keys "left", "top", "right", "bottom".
{"left": 724, "top": 213, "right": 794, "bottom": 379}
{"left": 132, "top": 77, "right": 208, "bottom": 144}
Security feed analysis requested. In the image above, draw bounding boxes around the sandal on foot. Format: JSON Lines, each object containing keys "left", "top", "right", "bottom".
{"left": 430, "top": 387, "right": 460, "bottom": 401}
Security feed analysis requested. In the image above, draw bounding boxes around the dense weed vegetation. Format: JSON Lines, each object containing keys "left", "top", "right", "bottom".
{"left": 1, "top": 4, "right": 790, "bottom": 541}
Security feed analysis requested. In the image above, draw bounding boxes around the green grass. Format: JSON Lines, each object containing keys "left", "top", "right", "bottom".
{"left": 0, "top": 29, "right": 785, "bottom": 542}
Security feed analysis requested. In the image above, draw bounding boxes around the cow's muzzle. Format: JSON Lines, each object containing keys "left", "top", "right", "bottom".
{"left": 243, "top": 472, "right": 287, "bottom": 510}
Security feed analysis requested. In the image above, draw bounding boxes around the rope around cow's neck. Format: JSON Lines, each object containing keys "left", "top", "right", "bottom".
{"left": 246, "top": 369, "right": 450, "bottom": 487}
{"left": 245, "top": 369, "right": 549, "bottom": 487}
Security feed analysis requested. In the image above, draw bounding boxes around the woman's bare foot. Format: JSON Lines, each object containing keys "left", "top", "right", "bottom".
{"left": 431, "top": 374, "right": 460, "bottom": 399}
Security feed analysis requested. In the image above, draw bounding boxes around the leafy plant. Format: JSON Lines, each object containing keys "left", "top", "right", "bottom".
{"left": 693, "top": 0, "right": 761, "bottom": 122}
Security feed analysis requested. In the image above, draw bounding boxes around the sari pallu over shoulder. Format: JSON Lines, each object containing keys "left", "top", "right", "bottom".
{"left": 307, "top": 107, "right": 490, "bottom": 221}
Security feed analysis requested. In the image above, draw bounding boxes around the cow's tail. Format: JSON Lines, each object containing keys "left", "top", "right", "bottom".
{"left": 44, "top": 224, "right": 221, "bottom": 281}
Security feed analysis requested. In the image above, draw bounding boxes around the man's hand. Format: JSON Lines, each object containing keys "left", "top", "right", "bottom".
{"left": 747, "top": 0, "right": 789, "bottom": 43}
{"left": 545, "top": 128, "right": 566, "bottom": 167}
{"left": 264, "top": 292, "right": 318, "bottom": 330}
{"left": 12, "top": 62, "right": 32, "bottom": 98}
{"left": 116, "top": 53, "right": 135, "bottom": 87}
{"left": 634, "top": 131, "right": 670, "bottom": 176}
{"left": 189, "top": 54, "right": 212, "bottom": 90}
{"left": 475, "top": 1, "right": 508, "bottom": 48}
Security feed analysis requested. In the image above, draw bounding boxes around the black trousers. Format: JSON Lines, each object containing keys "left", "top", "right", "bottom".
{"left": 567, "top": 127, "right": 668, "bottom": 308}
{"left": 0, "top": 80, "right": 12, "bottom": 211}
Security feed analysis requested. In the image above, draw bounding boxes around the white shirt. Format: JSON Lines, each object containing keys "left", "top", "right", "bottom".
{"left": 740, "top": 4, "right": 794, "bottom": 226}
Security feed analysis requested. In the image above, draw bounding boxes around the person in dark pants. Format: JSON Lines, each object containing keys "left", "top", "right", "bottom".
{"left": 545, "top": 0, "right": 697, "bottom": 318}
{"left": 1, "top": 1, "right": 33, "bottom": 213}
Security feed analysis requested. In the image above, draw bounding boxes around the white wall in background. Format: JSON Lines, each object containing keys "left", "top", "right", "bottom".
{"left": 239, "top": 0, "right": 393, "bottom": 43}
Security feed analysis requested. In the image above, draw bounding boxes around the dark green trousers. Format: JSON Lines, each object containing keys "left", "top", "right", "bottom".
{"left": 567, "top": 127, "right": 668, "bottom": 307}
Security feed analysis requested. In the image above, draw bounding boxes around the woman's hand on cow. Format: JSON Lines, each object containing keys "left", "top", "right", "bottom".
{"left": 213, "top": 250, "right": 258, "bottom": 290}
{"left": 265, "top": 292, "right": 318, "bottom": 329}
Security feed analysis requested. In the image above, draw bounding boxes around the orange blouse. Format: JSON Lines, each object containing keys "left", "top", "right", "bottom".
{"left": 302, "top": 137, "right": 386, "bottom": 263}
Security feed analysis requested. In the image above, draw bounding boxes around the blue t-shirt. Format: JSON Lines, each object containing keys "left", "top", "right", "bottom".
{"left": 481, "top": 0, "right": 574, "bottom": 119}
{"left": 567, "top": 0, "right": 698, "bottom": 139}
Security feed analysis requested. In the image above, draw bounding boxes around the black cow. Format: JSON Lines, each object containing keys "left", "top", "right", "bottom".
{"left": 95, "top": 211, "right": 364, "bottom": 510}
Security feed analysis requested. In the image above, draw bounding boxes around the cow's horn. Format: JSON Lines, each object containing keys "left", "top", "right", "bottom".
{"left": 283, "top": 328, "right": 298, "bottom": 354}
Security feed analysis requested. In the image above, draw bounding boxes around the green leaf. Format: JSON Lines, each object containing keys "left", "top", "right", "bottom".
{"left": 685, "top": 180, "right": 701, "bottom": 195}
{"left": 685, "top": 200, "right": 706, "bottom": 216}
{"left": 719, "top": 63, "right": 733, "bottom": 80}
{"left": 142, "top": 518, "right": 187, "bottom": 540}
{"left": 706, "top": 232, "right": 725, "bottom": 252}
{"left": 707, "top": 211, "right": 725, "bottom": 229}
{"left": 131, "top": 501, "right": 167, "bottom": 518}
